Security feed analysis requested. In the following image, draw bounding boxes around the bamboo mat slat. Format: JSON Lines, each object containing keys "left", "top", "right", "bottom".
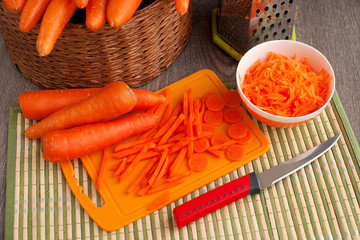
{"left": 5, "top": 89, "right": 360, "bottom": 240}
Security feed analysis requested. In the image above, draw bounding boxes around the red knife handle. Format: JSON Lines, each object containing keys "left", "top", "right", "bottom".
{"left": 173, "top": 172, "right": 260, "bottom": 228}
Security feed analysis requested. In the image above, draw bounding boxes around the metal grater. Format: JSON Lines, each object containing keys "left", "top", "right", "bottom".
{"left": 217, "top": 0, "right": 297, "bottom": 55}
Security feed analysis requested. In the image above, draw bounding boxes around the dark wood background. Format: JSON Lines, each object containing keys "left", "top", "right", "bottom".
{"left": 0, "top": 0, "right": 359, "bottom": 238}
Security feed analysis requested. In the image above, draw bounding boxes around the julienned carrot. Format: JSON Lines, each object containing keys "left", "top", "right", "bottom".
{"left": 223, "top": 108, "right": 242, "bottom": 124}
{"left": 148, "top": 148, "right": 169, "bottom": 186}
{"left": 173, "top": 0, "right": 189, "bottom": 15}
{"left": 193, "top": 98, "right": 202, "bottom": 136}
{"left": 147, "top": 192, "right": 169, "bottom": 210}
{"left": 158, "top": 114, "right": 185, "bottom": 145}
{"left": 223, "top": 90, "right": 241, "bottom": 108}
{"left": 225, "top": 144, "right": 245, "bottom": 161}
{"left": 36, "top": 0, "right": 78, "bottom": 56}
{"left": 25, "top": 81, "right": 136, "bottom": 139}
{"left": 227, "top": 122, "right": 248, "bottom": 140}
{"left": 113, "top": 158, "right": 127, "bottom": 177}
{"left": 169, "top": 147, "right": 187, "bottom": 177}
{"left": 127, "top": 157, "right": 158, "bottom": 194}
{"left": 203, "top": 110, "right": 223, "bottom": 126}
{"left": 19, "top": 87, "right": 166, "bottom": 121}
{"left": 120, "top": 144, "right": 149, "bottom": 182}
{"left": 74, "top": 0, "right": 88, "bottom": 8}
{"left": 3, "top": 0, "right": 26, "bottom": 13}
{"left": 19, "top": 0, "right": 51, "bottom": 32}
{"left": 153, "top": 115, "right": 177, "bottom": 139}
{"left": 96, "top": 149, "right": 110, "bottom": 189}
{"left": 114, "top": 137, "right": 152, "bottom": 153}
{"left": 147, "top": 178, "right": 185, "bottom": 195}
{"left": 86, "top": 0, "right": 108, "bottom": 30}
{"left": 152, "top": 156, "right": 170, "bottom": 186}
{"left": 159, "top": 103, "right": 173, "bottom": 127}
{"left": 106, "top": 0, "right": 142, "bottom": 27}
{"left": 205, "top": 93, "right": 225, "bottom": 112}
{"left": 41, "top": 112, "right": 159, "bottom": 162}
{"left": 167, "top": 170, "right": 192, "bottom": 182}
{"left": 188, "top": 154, "right": 208, "bottom": 172}
{"left": 206, "top": 148, "right": 224, "bottom": 158}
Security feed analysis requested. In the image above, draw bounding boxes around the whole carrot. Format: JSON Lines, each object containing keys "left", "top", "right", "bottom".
{"left": 25, "top": 81, "right": 136, "bottom": 139}
{"left": 73, "top": 0, "right": 88, "bottom": 8}
{"left": 36, "top": 0, "right": 78, "bottom": 56}
{"left": 19, "top": 0, "right": 51, "bottom": 32}
{"left": 86, "top": 0, "right": 108, "bottom": 30}
{"left": 18, "top": 87, "right": 166, "bottom": 120}
{"left": 41, "top": 112, "right": 159, "bottom": 162}
{"left": 3, "top": 0, "right": 27, "bottom": 14}
{"left": 106, "top": 0, "right": 142, "bottom": 27}
{"left": 174, "top": 0, "right": 189, "bottom": 15}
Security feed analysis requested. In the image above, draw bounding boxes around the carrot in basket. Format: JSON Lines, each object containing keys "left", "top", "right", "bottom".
{"left": 19, "top": 0, "right": 51, "bottom": 32}
{"left": 74, "top": 0, "right": 88, "bottom": 8}
{"left": 96, "top": 149, "right": 110, "bottom": 189}
{"left": 25, "top": 81, "right": 136, "bottom": 139}
{"left": 36, "top": 0, "right": 78, "bottom": 56}
{"left": 174, "top": 0, "right": 189, "bottom": 15}
{"left": 106, "top": 0, "right": 142, "bottom": 27}
{"left": 3, "top": 0, "right": 26, "bottom": 13}
{"left": 41, "top": 111, "right": 159, "bottom": 162}
{"left": 86, "top": 0, "right": 108, "bottom": 30}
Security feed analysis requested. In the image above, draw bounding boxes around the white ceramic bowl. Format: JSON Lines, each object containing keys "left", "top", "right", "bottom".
{"left": 236, "top": 40, "right": 335, "bottom": 128}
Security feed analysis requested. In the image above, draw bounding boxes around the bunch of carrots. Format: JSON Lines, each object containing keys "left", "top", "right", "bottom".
{"left": 19, "top": 82, "right": 253, "bottom": 209}
{"left": 3, "top": 0, "right": 189, "bottom": 56}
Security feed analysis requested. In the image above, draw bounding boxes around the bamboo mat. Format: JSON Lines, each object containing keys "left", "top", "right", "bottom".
{"left": 5, "top": 89, "right": 360, "bottom": 240}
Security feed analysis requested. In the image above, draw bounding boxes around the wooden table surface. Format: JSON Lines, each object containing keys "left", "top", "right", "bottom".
{"left": 0, "top": 0, "right": 359, "bottom": 239}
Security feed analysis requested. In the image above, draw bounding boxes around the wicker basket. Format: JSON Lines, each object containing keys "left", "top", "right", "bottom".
{"left": 0, "top": 0, "right": 192, "bottom": 89}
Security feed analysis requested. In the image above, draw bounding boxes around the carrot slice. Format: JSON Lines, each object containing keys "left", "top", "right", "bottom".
{"left": 225, "top": 144, "right": 245, "bottom": 161}
{"left": 96, "top": 149, "right": 110, "bottom": 189}
{"left": 147, "top": 192, "right": 170, "bottom": 210}
{"left": 223, "top": 89, "right": 241, "bottom": 108}
{"left": 193, "top": 138, "right": 209, "bottom": 153}
{"left": 200, "top": 123, "right": 215, "bottom": 136}
{"left": 203, "top": 110, "right": 223, "bottom": 126}
{"left": 236, "top": 130, "right": 253, "bottom": 145}
{"left": 188, "top": 154, "right": 208, "bottom": 172}
{"left": 210, "top": 133, "right": 230, "bottom": 146}
{"left": 227, "top": 122, "right": 248, "bottom": 139}
{"left": 205, "top": 93, "right": 225, "bottom": 111}
{"left": 223, "top": 108, "right": 242, "bottom": 124}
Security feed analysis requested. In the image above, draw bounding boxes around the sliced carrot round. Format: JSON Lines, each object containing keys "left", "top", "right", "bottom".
{"left": 193, "top": 138, "right": 209, "bottom": 153}
{"left": 236, "top": 130, "right": 253, "bottom": 145}
{"left": 203, "top": 110, "right": 223, "bottom": 126}
{"left": 200, "top": 123, "right": 215, "bottom": 136}
{"left": 205, "top": 94, "right": 225, "bottom": 111}
{"left": 227, "top": 122, "right": 248, "bottom": 139}
{"left": 225, "top": 144, "right": 245, "bottom": 161}
{"left": 223, "top": 90, "right": 241, "bottom": 108}
{"left": 223, "top": 108, "right": 242, "bottom": 124}
{"left": 210, "top": 133, "right": 230, "bottom": 146}
{"left": 201, "top": 92, "right": 217, "bottom": 105}
{"left": 188, "top": 154, "right": 208, "bottom": 172}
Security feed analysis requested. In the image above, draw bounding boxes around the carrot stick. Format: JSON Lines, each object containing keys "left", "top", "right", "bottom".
{"left": 188, "top": 88, "right": 194, "bottom": 118}
{"left": 36, "top": 0, "right": 78, "bottom": 56}
{"left": 126, "top": 157, "right": 158, "bottom": 194}
{"left": 74, "top": 0, "right": 88, "bottom": 8}
{"left": 147, "top": 178, "right": 185, "bottom": 195}
{"left": 86, "top": 0, "right": 108, "bottom": 30}
{"left": 167, "top": 170, "right": 192, "bottom": 182}
{"left": 3, "top": 0, "right": 26, "bottom": 13}
{"left": 147, "top": 192, "right": 169, "bottom": 210}
{"left": 120, "top": 144, "right": 149, "bottom": 182}
{"left": 125, "top": 151, "right": 161, "bottom": 162}
{"left": 114, "top": 137, "right": 152, "bottom": 153}
{"left": 158, "top": 114, "right": 185, "bottom": 145}
{"left": 167, "top": 133, "right": 186, "bottom": 143}
{"left": 193, "top": 98, "right": 202, "bottom": 136}
{"left": 153, "top": 115, "right": 177, "bottom": 139}
{"left": 223, "top": 108, "right": 242, "bottom": 124}
{"left": 19, "top": 0, "right": 51, "bottom": 32}
{"left": 25, "top": 81, "right": 136, "bottom": 139}
{"left": 96, "top": 149, "right": 110, "bottom": 189}
{"left": 186, "top": 113, "right": 194, "bottom": 159}
{"left": 106, "top": 0, "right": 142, "bottom": 27}
{"left": 206, "top": 148, "right": 224, "bottom": 158}
{"left": 168, "top": 147, "right": 187, "bottom": 177}
{"left": 41, "top": 112, "right": 159, "bottom": 162}
{"left": 148, "top": 148, "right": 169, "bottom": 186}
{"left": 110, "top": 161, "right": 122, "bottom": 171}
{"left": 168, "top": 137, "right": 192, "bottom": 155}
{"left": 173, "top": 0, "right": 189, "bottom": 15}
{"left": 112, "top": 145, "right": 143, "bottom": 159}
{"left": 113, "top": 158, "right": 127, "bottom": 177}
{"left": 182, "top": 92, "right": 188, "bottom": 123}
{"left": 137, "top": 184, "right": 151, "bottom": 196}
{"left": 159, "top": 103, "right": 173, "bottom": 127}
{"left": 171, "top": 102, "right": 183, "bottom": 118}
{"left": 225, "top": 144, "right": 245, "bottom": 161}
{"left": 152, "top": 156, "right": 170, "bottom": 186}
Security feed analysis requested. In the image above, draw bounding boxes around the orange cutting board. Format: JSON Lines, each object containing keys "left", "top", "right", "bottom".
{"left": 60, "top": 69, "right": 269, "bottom": 232}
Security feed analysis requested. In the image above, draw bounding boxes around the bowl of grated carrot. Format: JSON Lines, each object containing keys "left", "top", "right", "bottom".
{"left": 236, "top": 40, "right": 335, "bottom": 128}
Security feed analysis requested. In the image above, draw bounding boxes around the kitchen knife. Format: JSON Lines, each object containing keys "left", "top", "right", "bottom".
{"left": 173, "top": 132, "right": 341, "bottom": 228}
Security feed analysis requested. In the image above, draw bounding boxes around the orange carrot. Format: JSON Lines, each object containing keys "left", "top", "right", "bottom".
{"left": 223, "top": 89, "right": 241, "bottom": 108}
{"left": 41, "top": 111, "right": 159, "bottom": 162}
{"left": 236, "top": 130, "right": 253, "bottom": 145}
{"left": 188, "top": 154, "right": 208, "bottom": 172}
{"left": 200, "top": 123, "right": 215, "bottom": 136}
{"left": 223, "top": 108, "right": 242, "bottom": 124}
{"left": 206, "top": 148, "right": 224, "bottom": 158}
{"left": 114, "top": 137, "right": 152, "bottom": 153}
{"left": 158, "top": 114, "right": 185, "bottom": 145}
{"left": 25, "top": 81, "right": 136, "bottom": 139}
{"left": 168, "top": 147, "right": 187, "bottom": 177}
{"left": 36, "top": 0, "right": 78, "bottom": 56}
{"left": 112, "top": 145, "right": 143, "bottom": 159}
{"left": 3, "top": 0, "right": 26, "bottom": 13}
{"left": 147, "top": 192, "right": 170, "bottom": 210}
{"left": 127, "top": 157, "right": 158, "bottom": 194}
{"left": 174, "top": 0, "right": 189, "bottom": 15}
{"left": 74, "top": 0, "right": 88, "bottom": 8}
{"left": 210, "top": 133, "right": 230, "bottom": 146}
{"left": 167, "top": 170, "right": 192, "bottom": 182}
{"left": 193, "top": 98, "right": 202, "bottom": 136}
{"left": 152, "top": 156, "right": 170, "bottom": 186}
{"left": 227, "top": 122, "right": 248, "bottom": 140}
{"left": 132, "top": 89, "right": 168, "bottom": 111}
{"left": 86, "top": 0, "right": 108, "bottom": 30}
{"left": 205, "top": 93, "right": 225, "bottom": 111}
{"left": 19, "top": 0, "right": 51, "bottom": 32}
{"left": 96, "top": 148, "right": 110, "bottom": 189}
{"left": 225, "top": 144, "right": 245, "bottom": 161}
{"left": 193, "top": 138, "right": 209, "bottom": 153}
{"left": 120, "top": 144, "right": 149, "bottom": 182}
{"left": 106, "top": 0, "right": 142, "bottom": 27}
{"left": 147, "top": 178, "right": 185, "bottom": 195}
{"left": 159, "top": 103, "right": 173, "bottom": 127}
{"left": 203, "top": 110, "right": 223, "bottom": 126}
{"left": 148, "top": 148, "right": 169, "bottom": 186}
{"left": 153, "top": 115, "right": 177, "bottom": 139}
{"left": 113, "top": 158, "right": 127, "bottom": 177}
{"left": 208, "top": 140, "right": 236, "bottom": 150}
{"left": 182, "top": 91, "right": 189, "bottom": 123}
{"left": 168, "top": 137, "right": 192, "bottom": 154}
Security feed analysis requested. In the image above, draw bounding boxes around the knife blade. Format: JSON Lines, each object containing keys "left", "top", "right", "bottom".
{"left": 173, "top": 132, "right": 341, "bottom": 228}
